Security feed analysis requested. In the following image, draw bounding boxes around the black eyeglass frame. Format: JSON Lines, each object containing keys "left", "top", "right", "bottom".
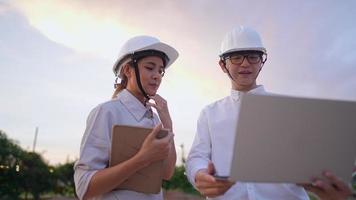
{"left": 221, "top": 50, "right": 267, "bottom": 65}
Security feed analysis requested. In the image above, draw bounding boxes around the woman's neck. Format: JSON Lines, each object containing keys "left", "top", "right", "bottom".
{"left": 126, "top": 88, "right": 147, "bottom": 105}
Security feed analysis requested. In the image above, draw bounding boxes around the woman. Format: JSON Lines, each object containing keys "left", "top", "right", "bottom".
{"left": 74, "top": 35, "right": 179, "bottom": 200}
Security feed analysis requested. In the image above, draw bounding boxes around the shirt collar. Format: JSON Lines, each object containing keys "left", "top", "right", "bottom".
{"left": 118, "top": 89, "right": 153, "bottom": 121}
{"left": 230, "top": 85, "right": 266, "bottom": 101}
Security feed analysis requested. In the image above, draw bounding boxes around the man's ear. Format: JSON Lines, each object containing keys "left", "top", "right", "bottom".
{"left": 219, "top": 60, "right": 228, "bottom": 73}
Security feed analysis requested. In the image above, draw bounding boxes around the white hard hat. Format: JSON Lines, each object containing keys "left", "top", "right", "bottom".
{"left": 219, "top": 26, "right": 266, "bottom": 57}
{"left": 113, "top": 35, "right": 179, "bottom": 77}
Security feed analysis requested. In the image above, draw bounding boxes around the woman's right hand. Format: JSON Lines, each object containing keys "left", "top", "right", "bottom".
{"left": 136, "top": 123, "right": 173, "bottom": 166}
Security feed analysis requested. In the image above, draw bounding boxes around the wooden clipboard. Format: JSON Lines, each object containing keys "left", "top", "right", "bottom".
{"left": 109, "top": 125, "right": 169, "bottom": 193}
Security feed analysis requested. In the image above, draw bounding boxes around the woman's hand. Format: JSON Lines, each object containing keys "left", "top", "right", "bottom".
{"left": 147, "top": 94, "right": 172, "bottom": 131}
{"left": 147, "top": 95, "right": 177, "bottom": 180}
{"left": 135, "top": 124, "right": 173, "bottom": 166}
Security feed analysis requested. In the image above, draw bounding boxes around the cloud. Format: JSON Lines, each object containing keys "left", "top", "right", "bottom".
{"left": 2, "top": 0, "right": 356, "bottom": 164}
{"left": 0, "top": 5, "right": 113, "bottom": 164}
{"left": 10, "top": 0, "right": 134, "bottom": 61}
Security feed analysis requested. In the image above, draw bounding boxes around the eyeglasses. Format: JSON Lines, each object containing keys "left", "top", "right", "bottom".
{"left": 226, "top": 53, "right": 262, "bottom": 65}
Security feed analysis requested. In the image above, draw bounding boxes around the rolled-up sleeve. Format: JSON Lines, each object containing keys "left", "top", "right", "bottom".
{"left": 74, "top": 105, "right": 113, "bottom": 199}
{"left": 185, "top": 109, "right": 211, "bottom": 186}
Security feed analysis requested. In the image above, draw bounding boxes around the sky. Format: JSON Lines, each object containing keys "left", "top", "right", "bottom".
{"left": 1, "top": 0, "right": 355, "bottom": 165}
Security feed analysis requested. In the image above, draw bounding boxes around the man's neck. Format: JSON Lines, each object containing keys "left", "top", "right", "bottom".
{"left": 233, "top": 83, "right": 257, "bottom": 92}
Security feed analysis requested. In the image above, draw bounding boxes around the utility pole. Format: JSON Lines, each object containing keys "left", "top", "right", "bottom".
{"left": 180, "top": 143, "right": 186, "bottom": 164}
{"left": 32, "top": 127, "right": 38, "bottom": 152}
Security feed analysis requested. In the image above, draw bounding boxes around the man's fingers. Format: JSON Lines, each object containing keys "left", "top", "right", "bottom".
{"left": 312, "top": 179, "right": 333, "bottom": 192}
{"left": 297, "top": 183, "right": 309, "bottom": 187}
{"left": 196, "top": 170, "right": 216, "bottom": 182}
{"left": 324, "top": 171, "right": 350, "bottom": 191}
{"left": 199, "top": 185, "right": 230, "bottom": 198}
{"left": 207, "top": 162, "right": 215, "bottom": 175}
{"left": 303, "top": 185, "right": 324, "bottom": 198}
{"left": 197, "top": 180, "right": 232, "bottom": 189}
{"left": 195, "top": 167, "right": 234, "bottom": 198}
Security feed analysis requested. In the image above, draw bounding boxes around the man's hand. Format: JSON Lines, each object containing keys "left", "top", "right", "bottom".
{"left": 195, "top": 162, "right": 234, "bottom": 198}
{"left": 301, "top": 171, "right": 352, "bottom": 200}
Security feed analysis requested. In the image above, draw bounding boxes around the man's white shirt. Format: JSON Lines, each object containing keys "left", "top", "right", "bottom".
{"left": 186, "top": 86, "right": 309, "bottom": 200}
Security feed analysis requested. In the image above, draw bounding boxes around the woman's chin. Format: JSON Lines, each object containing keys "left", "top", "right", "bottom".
{"left": 147, "top": 90, "right": 157, "bottom": 96}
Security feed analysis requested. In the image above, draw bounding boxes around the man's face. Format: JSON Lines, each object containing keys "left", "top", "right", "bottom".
{"left": 219, "top": 51, "right": 264, "bottom": 91}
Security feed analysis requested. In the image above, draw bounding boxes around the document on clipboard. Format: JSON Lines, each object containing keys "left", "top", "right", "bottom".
{"left": 109, "top": 125, "right": 169, "bottom": 194}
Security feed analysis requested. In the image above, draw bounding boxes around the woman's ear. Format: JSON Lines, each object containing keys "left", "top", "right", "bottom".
{"left": 122, "top": 63, "right": 132, "bottom": 78}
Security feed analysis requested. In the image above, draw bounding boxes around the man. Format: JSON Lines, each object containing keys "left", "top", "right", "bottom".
{"left": 185, "top": 26, "right": 352, "bottom": 200}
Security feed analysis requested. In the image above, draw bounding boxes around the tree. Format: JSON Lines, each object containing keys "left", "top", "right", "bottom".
{"left": 163, "top": 165, "right": 200, "bottom": 195}
{"left": 52, "top": 161, "right": 76, "bottom": 196}
{"left": 0, "top": 130, "right": 24, "bottom": 199}
{"left": 19, "top": 152, "right": 53, "bottom": 200}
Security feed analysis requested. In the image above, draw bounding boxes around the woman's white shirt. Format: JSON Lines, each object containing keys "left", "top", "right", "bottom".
{"left": 74, "top": 89, "right": 163, "bottom": 200}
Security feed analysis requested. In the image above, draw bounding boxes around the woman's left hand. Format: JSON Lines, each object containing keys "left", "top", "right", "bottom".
{"left": 147, "top": 94, "right": 172, "bottom": 131}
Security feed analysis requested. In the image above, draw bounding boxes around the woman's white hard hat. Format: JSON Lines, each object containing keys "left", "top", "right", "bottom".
{"left": 219, "top": 26, "right": 266, "bottom": 57}
{"left": 113, "top": 35, "right": 179, "bottom": 77}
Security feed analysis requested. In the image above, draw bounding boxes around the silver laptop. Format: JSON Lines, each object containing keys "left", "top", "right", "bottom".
{"left": 229, "top": 93, "right": 356, "bottom": 183}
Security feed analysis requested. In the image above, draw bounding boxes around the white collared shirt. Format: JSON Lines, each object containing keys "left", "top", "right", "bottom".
{"left": 186, "top": 86, "right": 309, "bottom": 200}
{"left": 74, "top": 89, "right": 163, "bottom": 200}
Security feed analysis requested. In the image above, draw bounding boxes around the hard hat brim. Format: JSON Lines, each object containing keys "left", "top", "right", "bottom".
{"left": 220, "top": 47, "right": 267, "bottom": 57}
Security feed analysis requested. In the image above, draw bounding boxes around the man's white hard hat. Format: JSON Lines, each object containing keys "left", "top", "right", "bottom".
{"left": 219, "top": 26, "right": 266, "bottom": 57}
{"left": 113, "top": 35, "right": 179, "bottom": 77}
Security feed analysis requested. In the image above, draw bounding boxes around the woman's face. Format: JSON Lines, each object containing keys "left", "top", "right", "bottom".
{"left": 127, "top": 56, "right": 165, "bottom": 98}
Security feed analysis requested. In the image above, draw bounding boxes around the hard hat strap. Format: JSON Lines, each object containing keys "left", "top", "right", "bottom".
{"left": 223, "top": 64, "right": 236, "bottom": 81}
{"left": 130, "top": 50, "right": 169, "bottom": 105}
{"left": 261, "top": 54, "right": 267, "bottom": 65}
{"left": 132, "top": 59, "right": 150, "bottom": 104}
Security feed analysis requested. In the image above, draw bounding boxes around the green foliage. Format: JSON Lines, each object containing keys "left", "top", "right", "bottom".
{"left": 52, "top": 161, "right": 76, "bottom": 196}
{"left": 163, "top": 165, "right": 200, "bottom": 195}
{"left": 2, "top": 129, "right": 356, "bottom": 199}
{"left": 308, "top": 193, "right": 319, "bottom": 200}
{"left": 0, "top": 130, "right": 76, "bottom": 199}
{"left": 352, "top": 171, "right": 356, "bottom": 194}
{"left": 19, "top": 152, "right": 53, "bottom": 200}
{"left": 0, "top": 130, "right": 24, "bottom": 199}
